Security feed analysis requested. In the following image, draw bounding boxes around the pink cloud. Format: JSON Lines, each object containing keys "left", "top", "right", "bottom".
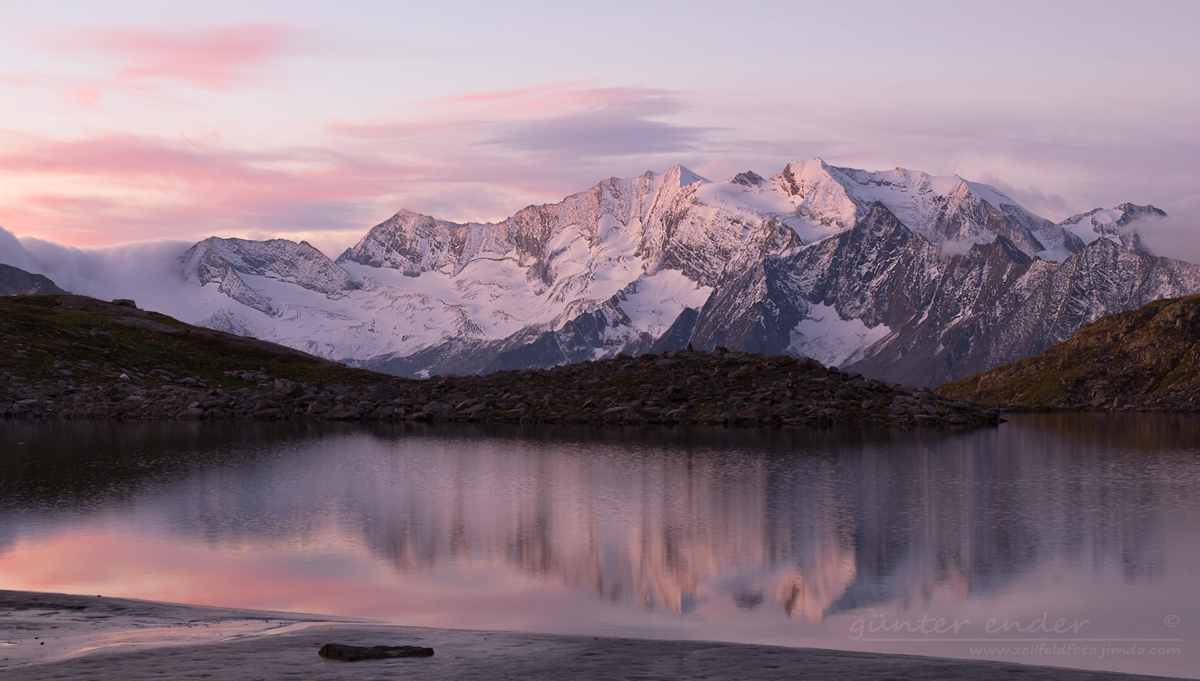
{"left": 332, "top": 85, "right": 683, "bottom": 140}
{"left": 0, "top": 134, "right": 389, "bottom": 196}
{"left": 0, "top": 131, "right": 586, "bottom": 247}
{"left": 69, "top": 86, "right": 102, "bottom": 106}
{"left": 0, "top": 72, "right": 38, "bottom": 87}
{"left": 427, "top": 81, "right": 588, "bottom": 104}
{"left": 51, "top": 23, "right": 295, "bottom": 90}
{"left": 417, "top": 81, "right": 661, "bottom": 114}
{"left": 330, "top": 84, "right": 699, "bottom": 163}
{"left": 0, "top": 134, "right": 405, "bottom": 245}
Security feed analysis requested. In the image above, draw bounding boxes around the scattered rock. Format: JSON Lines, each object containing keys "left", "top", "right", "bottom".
{"left": 88, "top": 328, "right": 113, "bottom": 344}
{"left": 1, "top": 348, "right": 1005, "bottom": 428}
{"left": 370, "top": 383, "right": 404, "bottom": 402}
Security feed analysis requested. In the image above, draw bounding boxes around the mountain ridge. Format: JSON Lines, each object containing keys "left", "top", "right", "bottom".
{"left": 0, "top": 263, "right": 66, "bottom": 296}
{"left": 3, "top": 158, "right": 1194, "bottom": 386}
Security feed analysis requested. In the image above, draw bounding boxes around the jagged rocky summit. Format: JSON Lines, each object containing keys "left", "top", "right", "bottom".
{"left": 17, "top": 159, "right": 1197, "bottom": 386}
{"left": 939, "top": 293, "right": 1200, "bottom": 412}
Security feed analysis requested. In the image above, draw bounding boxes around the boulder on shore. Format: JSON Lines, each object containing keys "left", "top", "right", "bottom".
{"left": 318, "top": 643, "right": 435, "bottom": 661}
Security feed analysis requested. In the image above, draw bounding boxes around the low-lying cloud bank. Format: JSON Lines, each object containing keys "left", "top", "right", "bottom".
{"left": 1138, "top": 198, "right": 1200, "bottom": 267}
{"left": 0, "top": 225, "right": 207, "bottom": 320}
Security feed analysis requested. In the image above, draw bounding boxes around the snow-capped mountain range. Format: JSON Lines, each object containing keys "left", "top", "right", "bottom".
{"left": 7, "top": 158, "right": 1199, "bottom": 385}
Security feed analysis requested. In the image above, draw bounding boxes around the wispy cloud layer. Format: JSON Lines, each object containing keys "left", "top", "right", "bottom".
{"left": 327, "top": 84, "right": 717, "bottom": 205}
{"left": 332, "top": 84, "right": 705, "bottom": 159}
{"left": 0, "top": 132, "right": 401, "bottom": 250}
{"left": 48, "top": 23, "right": 297, "bottom": 91}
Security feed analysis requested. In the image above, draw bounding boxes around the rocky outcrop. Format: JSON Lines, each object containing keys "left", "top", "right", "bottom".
{"left": 1, "top": 348, "right": 1002, "bottom": 428}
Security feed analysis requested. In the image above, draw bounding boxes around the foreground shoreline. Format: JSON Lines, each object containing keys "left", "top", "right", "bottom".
{"left": 0, "top": 590, "right": 1180, "bottom": 681}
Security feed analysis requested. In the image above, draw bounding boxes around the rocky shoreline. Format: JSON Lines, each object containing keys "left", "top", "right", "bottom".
{"left": 1, "top": 348, "right": 1001, "bottom": 428}
{"left": 3, "top": 591, "right": 1172, "bottom": 681}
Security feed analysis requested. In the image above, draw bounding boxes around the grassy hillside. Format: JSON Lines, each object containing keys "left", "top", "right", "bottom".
{"left": 0, "top": 294, "right": 381, "bottom": 389}
{"left": 939, "top": 293, "right": 1200, "bottom": 410}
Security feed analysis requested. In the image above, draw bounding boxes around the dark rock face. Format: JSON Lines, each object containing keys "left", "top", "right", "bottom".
{"left": 318, "top": 643, "right": 434, "bottom": 661}
{"left": 649, "top": 307, "right": 700, "bottom": 354}
{"left": 688, "top": 258, "right": 806, "bottom": 355}
{"left": 0, "top": 264, "right": 66, "bottom": 296}
{"left": 849, "top": 237, "right": 1200, "bottom": 386}
{"left": 789, "top": 203, "right": 939, "bottom": 331}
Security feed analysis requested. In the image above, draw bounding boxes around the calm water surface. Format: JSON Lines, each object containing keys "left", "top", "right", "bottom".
{"left": 1, "top": 415, "right": 1198, "bottom": 677}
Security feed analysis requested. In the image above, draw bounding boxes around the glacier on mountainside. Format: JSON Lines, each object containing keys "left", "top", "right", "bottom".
{"left": 788, "top": 302, "right": 892, "bottom": 368}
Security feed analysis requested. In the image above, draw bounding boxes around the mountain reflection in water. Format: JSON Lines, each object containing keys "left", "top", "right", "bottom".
{"left": 1, "top": 415, "right": 1197, "bottom": 677}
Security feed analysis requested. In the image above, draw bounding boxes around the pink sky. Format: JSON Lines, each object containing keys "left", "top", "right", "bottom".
{"left": 1, "top": 1, "right": 1198, "bottom": 255}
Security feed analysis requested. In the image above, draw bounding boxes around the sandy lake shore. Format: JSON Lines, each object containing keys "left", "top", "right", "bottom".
{"left": 0, "top": 590, "right": 1181, "bottom": 680}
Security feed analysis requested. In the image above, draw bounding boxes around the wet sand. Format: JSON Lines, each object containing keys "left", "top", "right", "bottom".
{"left": 0, "top": 590, "right": 1179, "bottom": 680}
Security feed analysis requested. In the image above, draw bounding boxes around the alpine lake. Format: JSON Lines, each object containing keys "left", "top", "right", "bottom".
{"left": 1, "top": 414, "right": 1197, "bottom": 678}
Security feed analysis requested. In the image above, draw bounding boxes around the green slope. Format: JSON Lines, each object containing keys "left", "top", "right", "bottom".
{"left": 0, "top": 294, "right": 382, "bottom": 388}
{"left": 939, "top": 293, "right": 1200, "bottom": 410}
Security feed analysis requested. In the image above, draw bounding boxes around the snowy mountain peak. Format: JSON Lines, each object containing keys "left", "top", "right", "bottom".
{"left": 661, "top": 164, "right": 710, "bottom": 188}
{"left": 757, "top": 158, "right": 1085, "bottom": 261}
{"left": 771, "top": 158, "right": 859, "bottom": 231}
{"left": 1057, "top": 203, "right": 1166, "bottom": 254}
{"left": 1114, "top": 202, "right": 1167, "bottom": 221}
{"left": 337, "top": 209, "right": 464, "bottom": 274}
{"left": 178, "top": 236, "right": 361, "bottom": 318}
